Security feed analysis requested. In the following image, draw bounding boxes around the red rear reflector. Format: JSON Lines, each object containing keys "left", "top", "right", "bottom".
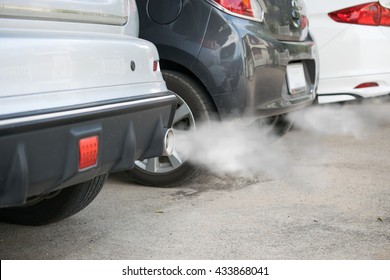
{"left": 153, "top": 60, "right": 159, "bottom": 72}
{"left": 79, "top": 136, "right": 98, "bottom": 170}
{"left": 301, "top": 15, "right": 308, "bottom": 29}
{"left": 213, "top": 0, "right": 254, "bottom": 18}
{"left": 354, "top": 82, "right": 379, "bottom": 89}
{"left": 329, "top": 2, "right": 390, "bottom": 26}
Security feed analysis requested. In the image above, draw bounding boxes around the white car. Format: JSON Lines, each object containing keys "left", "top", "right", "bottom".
{"left": 305, "top": 0, "right": 390, "bottom": 103}
{"left": 0, "top": 0, "right": 176, "bottom": 225}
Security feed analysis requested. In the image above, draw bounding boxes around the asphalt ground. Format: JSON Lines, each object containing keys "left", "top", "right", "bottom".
{"left": 0, "top": 98, "right": 389, "bottom": 260}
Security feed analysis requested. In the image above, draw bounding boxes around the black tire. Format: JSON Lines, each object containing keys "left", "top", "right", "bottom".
{"left": 0, "top": 174, "right": 107, "bottom": 226}
{"left": 125, "top": 70, "right": 217, "bottom": 187}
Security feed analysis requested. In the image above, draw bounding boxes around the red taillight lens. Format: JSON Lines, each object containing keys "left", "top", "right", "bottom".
{"left": 328, "top": 2, "right": 390, "bottom": 26}
{"left": 79, "top": 136, "right": 98, "bottom": 170}
{"left": 213, "top": 0, "right": 254, "bottom": 18}
{"left": 380, "top": 5, "right": 390, "bottom": 26}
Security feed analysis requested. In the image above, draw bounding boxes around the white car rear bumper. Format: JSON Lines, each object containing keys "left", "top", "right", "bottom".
{"left": 317, "top": 73, "right": 390, "bottom": 103}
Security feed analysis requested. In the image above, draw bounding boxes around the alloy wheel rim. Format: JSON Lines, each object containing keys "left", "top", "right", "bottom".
{"left": 134, "top": 94, "right": 195, "bottom": 174}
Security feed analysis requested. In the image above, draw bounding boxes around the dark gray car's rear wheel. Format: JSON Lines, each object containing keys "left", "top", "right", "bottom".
{"left": 125, "top": 70, "right": 217, "bottom": 187}
{"left": 125, "top": 71, "right": 292, "bottom": 187}
{"left": 0, "top": 174, "right": 107, "bottom": 226}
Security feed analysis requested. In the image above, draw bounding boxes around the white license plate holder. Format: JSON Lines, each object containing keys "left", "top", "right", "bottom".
{"left": 286, "top": 63, "right": 307, "bottom": 95}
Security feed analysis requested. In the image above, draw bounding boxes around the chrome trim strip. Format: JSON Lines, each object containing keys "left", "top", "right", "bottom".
{"left": 0, "top": 95, "right": 176, "bottom": 127}
{"left": 0, "top": 4, "right": 128, "bottom": 26}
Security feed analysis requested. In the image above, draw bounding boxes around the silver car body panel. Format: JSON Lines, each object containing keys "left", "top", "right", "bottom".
{"left": 0, "top": 0, "right": 129, "bottom": 25}
{"left": 0, "top": 0, "right": 166, "bottom": 118}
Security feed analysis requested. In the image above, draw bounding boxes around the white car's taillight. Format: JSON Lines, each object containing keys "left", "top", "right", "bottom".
{"left": 211, "top": 0, "right": 264, "bottom": 22}
{"left": 328, "top": 1, "right": 390, "bottom": 26}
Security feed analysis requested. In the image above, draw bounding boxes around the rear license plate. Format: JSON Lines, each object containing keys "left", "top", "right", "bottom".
{"left": 286, "top": 63, "right": 307, "bottom": 95}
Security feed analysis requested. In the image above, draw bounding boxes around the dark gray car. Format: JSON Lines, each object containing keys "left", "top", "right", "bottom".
{"left": 127, "top": 0, "right": 319, "bottom": 186}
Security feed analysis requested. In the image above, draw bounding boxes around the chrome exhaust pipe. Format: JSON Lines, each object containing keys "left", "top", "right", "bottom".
{"left": 162, "top": 128, "right": 175, "bottom": 156}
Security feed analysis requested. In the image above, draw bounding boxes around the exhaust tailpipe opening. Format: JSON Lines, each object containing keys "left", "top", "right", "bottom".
{"left": 162, "top": 128, "right": 175, "bottom": 156}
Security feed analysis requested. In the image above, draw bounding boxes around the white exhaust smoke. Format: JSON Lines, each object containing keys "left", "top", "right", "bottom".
{"left": 175, "top": 96, "right": 390, "bottom": 178}
{"left": 290, "top": 100, "right": 390, "bottom": 139}
{"left": 175, "top": 121, "right": 289, "bottom": 177}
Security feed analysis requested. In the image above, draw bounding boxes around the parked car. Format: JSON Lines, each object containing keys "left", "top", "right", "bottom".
{"left": 0, "top": 0, "right": 177, "bottom": 225}
{"left": 305, "top": 0, "right": 390, "bottom": 104}
{"left": 126, "top": 0, "right": 319, "bottom": 187}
